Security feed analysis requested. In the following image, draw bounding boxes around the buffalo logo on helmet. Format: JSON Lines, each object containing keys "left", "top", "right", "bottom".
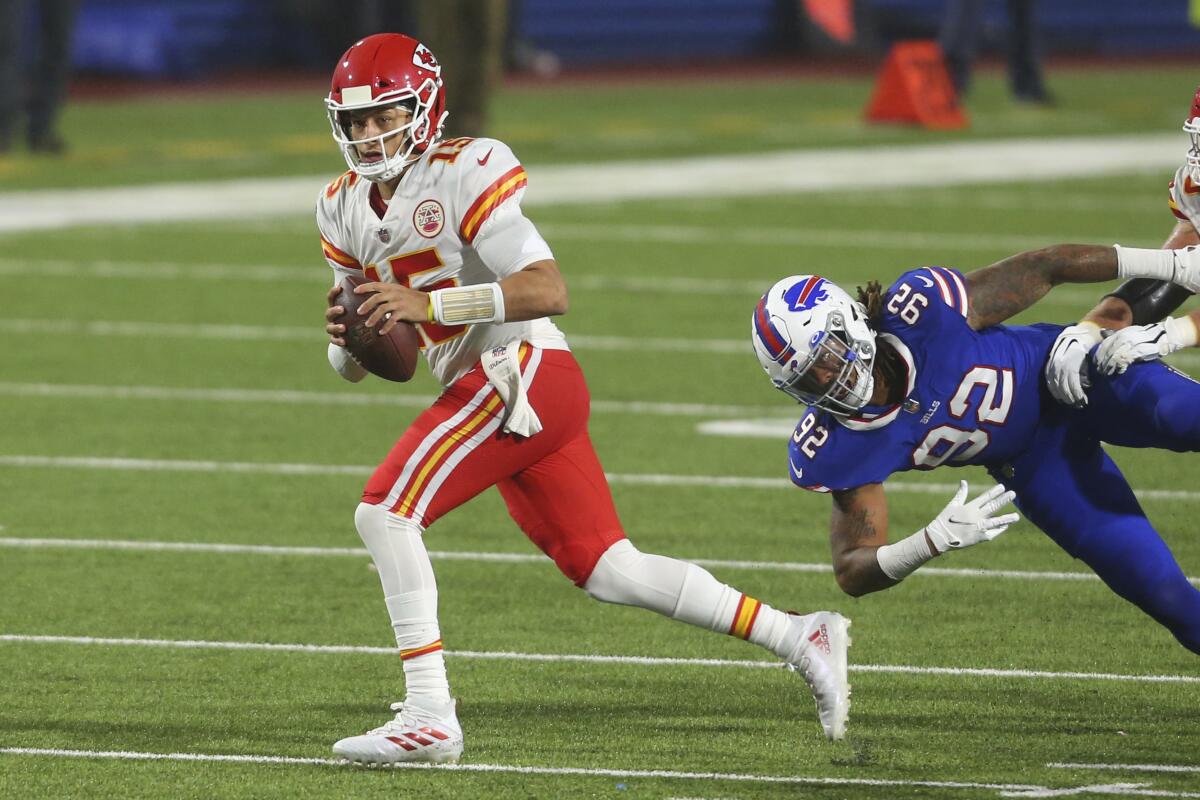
{"left": 784, "top": 276, "right": 829, "bottom": 312}
{"left": 414, "top": 199, "right": 445, "bottom": 238}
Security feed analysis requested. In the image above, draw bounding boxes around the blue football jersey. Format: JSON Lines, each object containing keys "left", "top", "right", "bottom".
{"left": 788, "top": 266, "right": 1063, "bottom": 492}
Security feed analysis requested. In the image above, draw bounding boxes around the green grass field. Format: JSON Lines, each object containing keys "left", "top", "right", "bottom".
{"left": 1, "top": 64, "right": 1198, "bottom": 798}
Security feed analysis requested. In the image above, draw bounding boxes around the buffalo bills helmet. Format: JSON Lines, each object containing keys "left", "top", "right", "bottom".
{"left": 752, "top": 275, "right": 877, "bottom": 415}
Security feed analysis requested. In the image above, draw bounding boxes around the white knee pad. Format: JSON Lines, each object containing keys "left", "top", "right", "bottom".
{"left": 583, "top": 539, "right": 689, "bottom": 616}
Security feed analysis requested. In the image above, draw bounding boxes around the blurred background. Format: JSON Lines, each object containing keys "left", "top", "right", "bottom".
{"left": 48, "top": 0, "right": 1200, "bottom": 78}
{"left": 3, "top": 0, "right": 1200, "bottom": 190}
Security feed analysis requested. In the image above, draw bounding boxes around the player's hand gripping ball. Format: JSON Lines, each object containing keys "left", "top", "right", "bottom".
{"left": 333, "top": 275, "right": 420, "bottom": 382}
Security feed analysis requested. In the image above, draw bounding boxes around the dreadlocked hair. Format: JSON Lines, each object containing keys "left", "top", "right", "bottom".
{"left": 856, "top": 279, "right": 905, "bottom": 401}
{"left": 856, "top": 280, "right": 886, "bottom": 323}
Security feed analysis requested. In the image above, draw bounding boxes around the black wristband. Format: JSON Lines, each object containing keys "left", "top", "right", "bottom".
{"left": 1103, "top": 279, "right": 1194, "bottom": 326}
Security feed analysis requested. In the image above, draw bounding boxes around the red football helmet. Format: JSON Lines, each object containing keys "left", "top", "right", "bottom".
{"left": 1185, "top": 85, "right": 1200, "bottom": 181}
{"left": 325, "top": 33, "right": 448, "bottom": 182}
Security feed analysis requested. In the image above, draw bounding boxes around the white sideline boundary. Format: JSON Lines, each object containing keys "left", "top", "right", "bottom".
{"left": 2, "top": 634, "right": 1198, "bottom": 685}
{"left": 2, "top": 454, "right": 1198, "bottom": 503}
{"left": 0, "top": 133, "right": 1183, "bottom": 233}
{"left": 2, "top": 536, "right": 1198, "bottom": 587}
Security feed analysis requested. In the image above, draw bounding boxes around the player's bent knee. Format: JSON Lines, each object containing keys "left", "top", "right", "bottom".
{"left": 582, "top": 540, "right": 642, "bottom": 605}
{"left": 354, "top": 501, "right": 386, "bottom": 544}
{"left": 582, "top": 540, "right": 684, "bottom": 617}
{"left": 354, "top": 501, "right": 422, "bottom": 545}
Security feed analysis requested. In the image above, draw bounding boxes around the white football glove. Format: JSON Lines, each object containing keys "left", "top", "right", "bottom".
{"left": 1044, "top": 322, "right": 1103, "bottom": 407}
{"left": 1093, "top": 316, "right": 1199, "bottom": 375}
{"left": 924, "top": 481, "right": 1019, "bottom": 553}
{"left": 1172, "top": 245, "right": 1200, "bottom": 293}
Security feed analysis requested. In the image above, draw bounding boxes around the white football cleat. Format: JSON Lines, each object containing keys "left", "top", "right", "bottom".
{"left": 784, "top": 611, "right": 851, "bottom": 741}
{"left": 333, "top": 700, "right": 463, "bottom": 766}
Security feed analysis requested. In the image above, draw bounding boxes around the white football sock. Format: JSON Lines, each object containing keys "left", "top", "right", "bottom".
{"left": 584, "top": 539, "right": 799, "bottom": 658}
{"left": 354, "top": 502, "right": 451, "bottom": 712}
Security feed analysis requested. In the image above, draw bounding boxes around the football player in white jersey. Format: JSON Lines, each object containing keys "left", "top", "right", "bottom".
{"left": 316, "top": 33, "right": 853, "bottom": 766}
{"left": 1045, "top": 87, "right": 1200, "bottom": 404}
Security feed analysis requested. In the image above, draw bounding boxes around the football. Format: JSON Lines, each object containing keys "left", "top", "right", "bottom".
{"left": 333, "top": 274, "right": 420, "bottom": 382}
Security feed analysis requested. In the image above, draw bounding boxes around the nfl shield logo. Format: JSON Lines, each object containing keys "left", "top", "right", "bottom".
{"left": 377, "top": 228, "right": 391, "bottom": 243}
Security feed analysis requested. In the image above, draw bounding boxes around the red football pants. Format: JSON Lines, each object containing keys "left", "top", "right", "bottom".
{"left": 362, "top": 346, "right": 627, "bottom": 585}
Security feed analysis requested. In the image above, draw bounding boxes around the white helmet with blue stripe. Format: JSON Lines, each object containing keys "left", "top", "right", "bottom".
{"left": 751, "top": 275, "right": 877, "bottom": 416}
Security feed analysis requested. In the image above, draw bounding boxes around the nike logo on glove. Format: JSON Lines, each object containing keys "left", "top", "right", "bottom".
{"left": 477, "top": 147, "right": 494, "bottom": 166}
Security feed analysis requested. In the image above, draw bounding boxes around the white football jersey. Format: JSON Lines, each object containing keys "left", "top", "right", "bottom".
{"left": 1167, "top": 165, "right": 1200, "bottom": 226}
{"left": 316, "top": 136, "right": 568, "bottom": 387}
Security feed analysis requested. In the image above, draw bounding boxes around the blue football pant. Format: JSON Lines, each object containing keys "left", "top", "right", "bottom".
{"left": 989, "top": 360, "right": 1200, "bottom": 654}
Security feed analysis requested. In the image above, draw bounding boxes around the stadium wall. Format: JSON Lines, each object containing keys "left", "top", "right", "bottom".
{"left": 65, "top": 0, "right": 1200, "bottom": 78}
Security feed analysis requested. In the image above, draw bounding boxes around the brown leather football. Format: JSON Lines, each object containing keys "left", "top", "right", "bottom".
{"left": 333, "top": 274, "right": 420, "bottom": 382}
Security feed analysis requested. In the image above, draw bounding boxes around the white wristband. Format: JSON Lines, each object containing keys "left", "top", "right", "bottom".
{"left": 876, "top": 529, "right": 936, "bottom": 581}
{"left": 1114, "top": 244, "right": 1177, "bottom": 282}
{"left": 430, "top": 283, "right": 505, "bottom": 325}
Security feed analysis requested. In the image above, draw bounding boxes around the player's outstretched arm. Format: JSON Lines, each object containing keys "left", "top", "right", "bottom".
{"left": 831, "top": 481, "right": 1018, "bottom": 596}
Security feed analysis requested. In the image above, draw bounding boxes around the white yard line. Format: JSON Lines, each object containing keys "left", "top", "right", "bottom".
{"left": 1, "top": 316, "right": 1195, "bottom": 365}
{"left": 0, "top": 133, "right": 1182, "bottom": 232}
{"left": 0, "top": 747, "right": 1053, "bottom": 795}
{"left": 0, "top": 381, "right": 787, "bottom": 418}
{"left": 2, "top": 634, "right": 1197, "bottom": 685}
{"left": 0, "top": 318, "right": 745, "bottom": 354}
{"left": 0, "top": 257, "right": 1155, "bottom": 309}
{"left": 7, "top": 536, "right": 1195, "bottom": 586}
{"left": 3, "top": 454, "right": 1197, "bottom": 503}
{"left": 1048, "top": 764, "right": 1200, "bottom": 774}
{"left": 5, "top": 749, "right": 1199, "bottom": 799}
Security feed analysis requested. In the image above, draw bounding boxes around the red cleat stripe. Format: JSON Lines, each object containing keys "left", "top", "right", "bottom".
{"left": 385, "top": 736, "right": 417, "bottom": 751}
{"left": 403, "top": 732, "right": 434, "bottom": 746}
{"left": 419, "top": 726, "right": 450, "bottom": 741}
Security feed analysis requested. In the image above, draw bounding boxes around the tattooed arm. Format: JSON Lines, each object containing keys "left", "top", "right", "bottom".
{"left": 963, "top": 244, "right": 1119, "bottom": 331}
{"left": 829, "top": 483, "right": 907, "bottom": 596}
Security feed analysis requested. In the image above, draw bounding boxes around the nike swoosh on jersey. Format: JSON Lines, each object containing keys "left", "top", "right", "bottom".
{"left": 790, "top": 461, "right": 804, "bottom": 481}
{"left": 917, "top": 275, "right": 935, "bottom": 288}
{"left": 477, "top": 147, "right": 494, "bottom": 166}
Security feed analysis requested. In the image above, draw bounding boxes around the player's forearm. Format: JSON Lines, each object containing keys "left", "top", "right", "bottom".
{"left": 497, "top": 260, "right": 568, "bottom": 321}
{"left": 967, "top": 245, "right": 1118, "bottom": 329}
{"left": 832, "top": 546, "right": 900, "bottom": 596}
{"left": 1081, "top": 295, "right": 1133, "bottom": 329}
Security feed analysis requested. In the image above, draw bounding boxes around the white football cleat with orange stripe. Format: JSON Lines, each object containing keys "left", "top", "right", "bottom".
{"left": 784, "top": 611, "right": 851, "bottom": 741}
{"left": 333, "top": 700, "right": 463, "bottom": 766}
